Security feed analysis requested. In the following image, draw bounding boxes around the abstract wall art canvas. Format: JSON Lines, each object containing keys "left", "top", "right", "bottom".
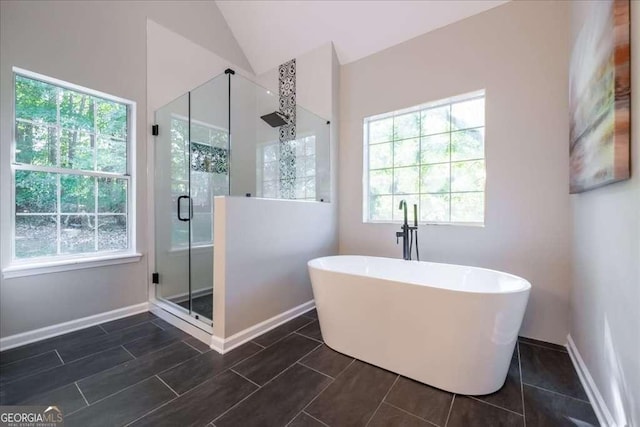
{"left": 569, "top": 0, "right": 631, "bottom": 193}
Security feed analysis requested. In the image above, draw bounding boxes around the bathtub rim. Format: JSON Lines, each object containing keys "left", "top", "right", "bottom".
{"left": 308, "top": 255, "right": 531, "bottom": 295}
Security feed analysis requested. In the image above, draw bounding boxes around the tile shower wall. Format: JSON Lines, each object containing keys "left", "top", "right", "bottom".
{"left": 279, "top": 58, "right": 297, "bottom": 199}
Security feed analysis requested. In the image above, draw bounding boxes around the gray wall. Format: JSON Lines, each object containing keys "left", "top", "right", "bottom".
{"left": 339, "top": 1, "right": 572, "bottom": 344}
{"left": 213, "top": 197, "right": 336, "bottom": 337}
{"left": 0, "top": 0, "right": 250, "bottom": 337}
{"left": 570, "top": 1, "right": 640, "bottom": 424}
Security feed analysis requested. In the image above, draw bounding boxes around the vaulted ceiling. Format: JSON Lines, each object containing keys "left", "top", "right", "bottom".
{"left": 216, "top": 0, "right": 509, "bottom": 75}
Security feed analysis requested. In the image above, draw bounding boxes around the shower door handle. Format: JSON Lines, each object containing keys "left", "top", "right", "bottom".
{"left": 177, "top": 195, "right": 192, "bottom": 221}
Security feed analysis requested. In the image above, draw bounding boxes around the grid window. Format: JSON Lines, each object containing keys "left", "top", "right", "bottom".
{"left": 364, "top": 91, "right": 486, "bottom": 224}
{"left": 259, "top": 136, "right": 316, "bottom": 200}
{"left": 12, "top": 73, "right": 133, "bottom": 260}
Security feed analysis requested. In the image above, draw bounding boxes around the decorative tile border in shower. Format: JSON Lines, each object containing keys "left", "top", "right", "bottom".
{"left": 278, "top": 58, "right": 297, "bottom": 198}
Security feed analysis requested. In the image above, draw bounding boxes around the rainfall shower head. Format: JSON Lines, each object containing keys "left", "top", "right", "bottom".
{"left": 260, "top": 111, "right": 290, "bottom": 127}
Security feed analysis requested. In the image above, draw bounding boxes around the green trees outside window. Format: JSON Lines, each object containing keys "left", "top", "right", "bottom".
{"left": 365, "top": 92, "right": 486, "bottom": 224}
{"left": 13, "top": 74, "right": 130, "bottom": 259}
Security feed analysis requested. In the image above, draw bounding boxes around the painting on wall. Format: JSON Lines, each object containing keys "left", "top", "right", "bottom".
{"left": 569, "top": 0, "right": 631, "bottom": 193}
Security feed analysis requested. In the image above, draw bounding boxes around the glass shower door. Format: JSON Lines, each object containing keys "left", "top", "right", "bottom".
{"left": 154, "top": 93, "right": 195, "bottom": 319}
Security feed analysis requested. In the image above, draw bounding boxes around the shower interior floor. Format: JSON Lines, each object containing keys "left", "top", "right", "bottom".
{"left": 176, "top": 292, "right": 213, "bottom": 320}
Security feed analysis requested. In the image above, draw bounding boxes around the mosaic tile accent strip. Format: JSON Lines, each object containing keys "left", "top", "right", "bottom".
{"left": 191, "top": 142, "right": 228, "bottom": 174}
{"left": 279, "top": 59, "right": 297, "bottom": 198}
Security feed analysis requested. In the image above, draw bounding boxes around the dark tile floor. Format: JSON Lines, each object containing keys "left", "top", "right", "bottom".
{"left": 176, "top": 293, "right": 213, "bottom": 321}
{"left": 0, "top": 310, "right": 599, "bottom": 426}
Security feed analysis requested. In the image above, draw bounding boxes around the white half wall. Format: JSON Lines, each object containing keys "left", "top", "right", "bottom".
{"left": 213, "top": 196, "right": 336, "bottom": 338}
{"left": 569, "top": 1, "right": 640, "bottom": 425}
{"left": 338, "top": 1, "right": 572, "bottom": 345}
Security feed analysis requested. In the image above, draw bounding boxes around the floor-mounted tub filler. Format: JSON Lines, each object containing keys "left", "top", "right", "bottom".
{"left": 308, "top": 255, "right": 531, "bottom": 395}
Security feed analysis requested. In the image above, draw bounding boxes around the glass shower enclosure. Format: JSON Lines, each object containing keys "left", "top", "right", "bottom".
{"left": 152, "top": 70, "right": 330, "bottom": 328}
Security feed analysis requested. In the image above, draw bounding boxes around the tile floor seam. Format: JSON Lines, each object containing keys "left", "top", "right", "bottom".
{"left": 296, "top": 361, "right": 335, "bottom": 380}
{"left": 381, "top": 401, "right": 440, "bottom": 427}
{"left": 302, "top": 410, "right": 331, "bottom": 427}
{"left": 121, "top": 330, "right": 187, "bottom": 357}
{"left": 1, "top": 345, "right": 134, "bottom": 388}
{"left": 120, "top": 345, "right": 137, "bottom": 359}
{"left": 468, "top": 395, "right": 525, "bottom": 417}
{"left": 444, "top": 394, "right": 456, "bottom": 427}
{"left": 180, "top": 339, "right": 204, "bottom": 354}
{"left": 251, "top": 316, "right": 314, "bottom": 349}
{"left": 75, "top": 381, "right": 90, "bottom": 407}
{"left": 521, "top": 382, "right": 591, "bottom": 404}
{"left": 230, "top": 368, "right": 263, "bottom": 388}
{"left": 153, "top": 343, "right": 266, "bottom": 398}
{"left": 54, "top": 349, "right": 65, "bottom": 365}
{"left": 518, "top": 342, "right": 527, "bottom": 427}
{"left": 293, "top": 358, "right": 357, "bottom": 423}
{"left": 293, "top": 331, "right": 323, "bottom": 344}
{"left": 0, "top": 348, "right": 63, "bottom": 369}
{"left": 150, "top": 320, "right": 167, "bottom": 330}
{"left": 76, "top": 366, "right": 178, "bottom": 409}
{"left": 60, "top": 328, "right": 164, "bottom": 364}
{"left": 518, "top": 341, "right": 568, "bottom": 354}
{"left": 155, "top": 374, "right": 180, "bottom": 397}
{"left": 212, "top": 342, "right": 323, "bottom": 424}
{"left": 123, "top": 392, "right": 180, "bottom": 426}
{"left": 250, "top": 341, "right": 266, "bottom": 349}
{"left": 97, "top": 324, "right": 109, "bottom": 334}
{"left": 365, "top": 374, "right": 399, "bottom": 427}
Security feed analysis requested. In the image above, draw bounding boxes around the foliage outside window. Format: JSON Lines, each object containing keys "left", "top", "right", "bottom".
{"left": 364, "top": 91, "right": 486, "bottom": 224}
{"left": 13, "top": 73, "right": 132, "bottom": 260}
{"left": 258, "top": 136, "right": 316, "bottom": 200}
{"left": 169, "top": 118, "right": 228, "bottom": 249}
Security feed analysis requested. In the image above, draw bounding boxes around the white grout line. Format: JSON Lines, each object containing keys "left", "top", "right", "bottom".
{"left": 120, "top": 345, "right": 137, "bottom": 359}
{"left": 285, "top": 359, "right": 356, "bottom": 427}
{"left": 181, "top": 339, "right": 204, "bottom": 354}
{"left": 444, "top": 394, "right": 456, "bottom": 426}
{"left": 518, "top": 339, "right": 568, "bottom": 354}
{"left": 521, "top": 382, "right": 592, "bottom": 404}
{"left": 0, "top": 349, "right": 59, "bottom": 369}
{"left": 75, "top": 382, "right": 90, "bottom": 407}
{"left": 97, "top": 324, "right": 108, "bottom": 334}
{"left": 468, "top": 396, "right": 524, "bottom": 417}
{"left": 518, "top": 342, "right": 527, "bottom": 427}
{"left": 251, "top": 341, "right": 266, "bottom": 349}
{"left": 213, "top": 342, "right": 324, "bottom": 424}
{"left": 155, "top": 375, "right": 179, "bottom": 397}
{"left": 379, "top": 401, "right": 439, "bottom": 427}
{"left": 296, "top": 362, "right": 335, "bottom": 380}
{"left": 365, "top": 374, "right": 399, "bottom": 426}
{"left": 302, "top": 411, "right": 331, "bottom": 427}
{"left": 230, "top": 368, "right": 262, "bottom": 388}
{"left": 54, "top": 349, "right": 65, "bottom": 365}
{"left": 293, "top": 331, "right": 323, "bottom": 344}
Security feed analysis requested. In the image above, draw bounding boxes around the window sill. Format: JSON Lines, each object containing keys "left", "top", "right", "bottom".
{"left": 2, "top": 253, "right": 143, "bottom": 279}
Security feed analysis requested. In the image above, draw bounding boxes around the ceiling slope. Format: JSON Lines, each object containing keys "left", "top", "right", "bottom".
{"left": 216, "top": 0, "right": 508, "bottom": 74}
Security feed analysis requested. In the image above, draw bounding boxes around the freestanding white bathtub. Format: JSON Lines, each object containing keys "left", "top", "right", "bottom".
{"left": 308, "top": 255, "right": 531, "bottom": 395}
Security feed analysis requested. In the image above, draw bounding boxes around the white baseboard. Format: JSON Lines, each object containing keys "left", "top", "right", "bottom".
{"left": 566, "top": 334, "right": 616, "bottom": 427}
{"left": 210, "top": 300, "right": 316, "bottom": 354}
{"left": 0, "top": 302, "right": 149, "bottom": 351}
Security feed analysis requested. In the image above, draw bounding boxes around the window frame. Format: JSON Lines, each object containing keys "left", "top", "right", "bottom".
{"left": 362, "top": 90, "right": 486, "bottom": 226}
{"left": 5, "top": 67, "right": 139, "bottom": 276}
